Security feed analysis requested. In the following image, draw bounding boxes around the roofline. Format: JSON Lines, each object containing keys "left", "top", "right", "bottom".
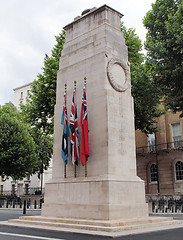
{"left": 13, "top": 82, "right": 32, "bottom": 91}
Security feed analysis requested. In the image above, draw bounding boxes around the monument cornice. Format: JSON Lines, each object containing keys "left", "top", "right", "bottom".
{"left": 63, "top": 4, "right": 123, "bottom": 31}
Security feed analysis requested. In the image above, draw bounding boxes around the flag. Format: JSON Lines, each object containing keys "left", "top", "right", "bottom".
{"left": 45, "top": 54, "right": 50, "bottom": 59}
{"left": 70, "top": 91, "right": 79, "bottom": 166}
{"left": 61, "top": 95, "right": 69, "bottom": 165}
{"left": 80, "top": 88, "right": 90, "bottom": 166}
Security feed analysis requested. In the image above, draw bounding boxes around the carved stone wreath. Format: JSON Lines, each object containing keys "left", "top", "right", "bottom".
{"left": 107, "top": 58, "right": 130, "bottom": 92}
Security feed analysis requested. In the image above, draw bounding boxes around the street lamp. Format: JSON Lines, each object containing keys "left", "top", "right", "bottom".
{"left": 153, "top": 121, "right": 160, "bottom": 194}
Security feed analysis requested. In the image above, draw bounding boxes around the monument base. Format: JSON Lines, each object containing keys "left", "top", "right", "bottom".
{"left": 8, "top": 215, "right": 183, "bottom": 237}
{"left": 41, "top": 176, "right": 148, "bottom": 220}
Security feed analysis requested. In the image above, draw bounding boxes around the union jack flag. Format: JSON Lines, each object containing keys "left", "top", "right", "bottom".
{"left": 80, "top": 88, "right": 90, "bottom": 166}
{"left": 70, "top": 91, "right": 79, "bottom": 166}
{"left": 45, "top": 53, "right": 50, "bottom": 60}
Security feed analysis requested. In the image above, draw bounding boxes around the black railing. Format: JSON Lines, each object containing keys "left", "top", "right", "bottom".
{"left": 29, "top": 187, "right": 44, "bottom": 195}
{"left": 0, "top": 195, "right": 43, "bottom": 209}
{"left": 0, "top": 191, "right": 11, "bottom": 196}
{"left": 147, "top": 194, "right": 183, "bottom": 213}
{"left": 136, "top": 140, "right": 183, "bottom": 155}
{"left": 0, "top": 188, "right": 44, "bottom": 197}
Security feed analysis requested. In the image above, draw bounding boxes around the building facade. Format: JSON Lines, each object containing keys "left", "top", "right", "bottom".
{"left": 14, "top": 83, "right": 31, "bottom": 107}
{"left": 136, "top": 110, "right": 183, "bottom": 195}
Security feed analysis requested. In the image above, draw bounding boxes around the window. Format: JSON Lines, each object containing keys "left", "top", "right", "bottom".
{"left": 0, "top": 185, "right": 3, "bottom": 195}
{"left": 172, "top": 123, "right": 182, "bottom": 147}
{"left": 17, "top": 183, "right": 23, "bottom": 196}
{"left": 25, "top": 184, "right": 29, "bottom": 195}
{"left": 20, "top": 92, "right": 23, "bottom": 99}
{"left": 11, "top": 184, "right": 15, "bottom": 195}
{"left": 150, "top": 163, "right": 158, "bottom": 182}
{"left": 26, "top": 90, "right": 30, "bottom": 104}
{"left": 148, "top": 133, "right": 155, "bottom": 152}
{"left": 175, "top": 161, "right": 183, "bottom": 180}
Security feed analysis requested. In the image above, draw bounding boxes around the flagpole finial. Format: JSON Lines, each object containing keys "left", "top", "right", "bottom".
{"left": 74, "top": 81, "right": 77, "bottom": 92}
{"left": 84, "top": 77, "right": 87, "bottom": 90}
{"left": 64, "top": 83, "right": 67, "bottom": 93}
{"left": 64, "top": 83, "right": 67, "bottom": 99}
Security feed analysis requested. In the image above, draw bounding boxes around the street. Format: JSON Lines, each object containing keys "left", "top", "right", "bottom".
{"left": 0, "top": 210, "right": 183, "bottom": 239}
{"left": 0, "top": 209, "right": 41, "bottom": 221}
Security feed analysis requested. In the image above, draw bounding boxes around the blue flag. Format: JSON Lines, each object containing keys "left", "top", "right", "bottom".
{"left": 61, "top": 98, "right": 69, "bottom": 165}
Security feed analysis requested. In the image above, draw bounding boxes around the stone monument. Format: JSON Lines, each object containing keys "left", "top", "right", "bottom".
{"left": 42, "top": 4, "right": 148, "bottom": 221}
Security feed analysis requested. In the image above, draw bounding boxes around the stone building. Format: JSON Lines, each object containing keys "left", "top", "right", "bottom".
{"left": 14, "top": 83, "right": 31, "bottom": 107}
{"left": 136, "top": 110, "right": 183, "bottom": 195}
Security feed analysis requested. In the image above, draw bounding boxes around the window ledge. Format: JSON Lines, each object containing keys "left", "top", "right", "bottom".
{"left": 149, "top": 181, "right": 158, "bottom": 185}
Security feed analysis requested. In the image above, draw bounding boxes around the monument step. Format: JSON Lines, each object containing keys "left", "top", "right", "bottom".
{"left": 8, "top": 217, "right": 181, "bottom": 232}
{"left": 17, "top": 215, "right": 173, "bottom": 226}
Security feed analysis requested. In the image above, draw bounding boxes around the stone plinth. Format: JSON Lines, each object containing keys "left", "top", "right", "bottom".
{"left": 42, "top": 5, "right": 148, "bottom": 220}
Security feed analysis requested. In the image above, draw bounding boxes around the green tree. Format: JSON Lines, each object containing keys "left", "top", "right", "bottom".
{"left": 122, "top": 23, "right": 162, "bottom": 133}
{"left": 0, "top": 102, "right": 52, "bottom": 180}
{"left": 143, "top": 0, "right": 183, "bottom": 115}
{"left": 21, "top": 31, "right": 65, "bottom": 134}
{"left": 121, "top": 23, "right": 144, "bottom": 73}
{"left": 0, "top": 103, "right": 38, "bottom": 180}
{"left": 28, "top": 126, "right": 53, "bottom": 178}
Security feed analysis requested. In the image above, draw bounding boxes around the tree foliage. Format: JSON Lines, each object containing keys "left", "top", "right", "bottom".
{"left": 28, "top": 126, "right": 53, "bottom": 178}
{"left": 122, "top": 23, "right": 162, "bottom": 133}
{"left": 21, "top": 31, "right": 65, "bottom": 134}
{"left": 0, "top": 103, "right": 38, "bottom": 180}
{"left": 0, "top": 102, "right": 52, "bottom": 180}
{"left": 121, "top": 23, "right": 144, "bottom": 72}
{"left": 143, "top": 0, "right": 183, "bottom": 115}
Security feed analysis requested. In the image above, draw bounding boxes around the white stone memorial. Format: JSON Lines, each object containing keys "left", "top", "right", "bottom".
{"left": 42, "top": 4, "right": 148, "bottom": 221}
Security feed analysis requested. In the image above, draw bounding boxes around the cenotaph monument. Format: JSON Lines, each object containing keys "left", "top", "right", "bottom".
{"left": 41, "top": 4, "right": 148, "bottom": 221}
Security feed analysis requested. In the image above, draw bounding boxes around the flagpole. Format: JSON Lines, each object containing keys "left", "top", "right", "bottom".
{"left": 64, "top": 83, "right": 67, "bottom": 179}
{"left": 74, "top": 80, "right": 77, "bottom": 178}
{"left": 84, "top": 77, "right": 88, "bottom": 177}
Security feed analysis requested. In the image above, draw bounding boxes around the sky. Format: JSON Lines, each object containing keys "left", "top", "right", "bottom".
{"left": 0, "top": 0, "right": 155, "bottom": 105}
